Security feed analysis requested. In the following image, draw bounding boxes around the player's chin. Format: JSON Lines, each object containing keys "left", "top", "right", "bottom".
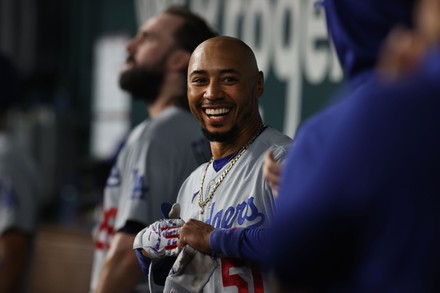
{"left": 201, "top": 125, "right": 238, "bottom": 142}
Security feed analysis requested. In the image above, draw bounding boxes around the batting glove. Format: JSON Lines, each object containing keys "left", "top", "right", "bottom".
{"left": 133, "top": 218, "right": 184, "bottom": 260}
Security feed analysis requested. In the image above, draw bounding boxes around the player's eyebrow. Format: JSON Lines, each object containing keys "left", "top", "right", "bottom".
{"left": 189, "top": 69, "right": 206, "bottom": 77}
{"left": 189, "top": 68, "right": 241, "bottom": 77}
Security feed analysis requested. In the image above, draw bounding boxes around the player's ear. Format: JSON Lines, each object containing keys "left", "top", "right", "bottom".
{"left": 166, "top": 49, "right": 191, "bottom": 72}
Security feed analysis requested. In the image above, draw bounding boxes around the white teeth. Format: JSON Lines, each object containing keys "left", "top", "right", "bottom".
{"left": 205, "top": 108, "right": 230, "bottom": 115}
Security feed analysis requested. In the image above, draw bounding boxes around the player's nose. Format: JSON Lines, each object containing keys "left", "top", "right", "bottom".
{"left": 203, "top": 80, "right": 222, "bottom": 100}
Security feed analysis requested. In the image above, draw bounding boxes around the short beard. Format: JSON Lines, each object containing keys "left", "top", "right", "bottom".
{"left": 201, "top": 125, "right": 239, "bottom": 142}
{"left": 119, "top": 67, "right": 164, "bottom": 104}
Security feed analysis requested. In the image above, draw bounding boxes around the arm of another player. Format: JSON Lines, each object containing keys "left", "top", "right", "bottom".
{"left": 178, "top": 219, "right": 268, "bottom": 263}
{"left": 0, "top": 230, "right": 32, "bottom": 292}
{"left": 95, "top": 232, "right": 144, "bottom": 293}
{"left": 263, "top": 150, "right": 284, "bottom": 198}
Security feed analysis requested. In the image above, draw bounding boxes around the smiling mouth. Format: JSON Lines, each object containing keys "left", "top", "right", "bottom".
{"left": 204, "top": 108, "right": 231, "bottom": 117}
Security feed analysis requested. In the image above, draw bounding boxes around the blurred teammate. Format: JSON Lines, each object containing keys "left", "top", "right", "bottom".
{"left": 269, "top": 0, "right": 440, "bottom": 291}
{"left": 0, "top": 53, "right": 41, "bottom": 292}
{"left": 90, "top": 6, "right": 216, "bottom": 293}
{"left": 134, "top": 36, "right": 292, "bottom": 292}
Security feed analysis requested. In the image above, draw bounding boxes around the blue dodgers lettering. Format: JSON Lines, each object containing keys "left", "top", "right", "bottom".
{"left": 206, "top": 197, "right": 265, "bottom": 229}
{"left": 106, "top": 166, "right": 121, "bottom": 188}
{"left": 130, "top": 169, "right": 148, "bottom": 200}
{"left": 222, "top": 206, "right": 235, "bottom": 228}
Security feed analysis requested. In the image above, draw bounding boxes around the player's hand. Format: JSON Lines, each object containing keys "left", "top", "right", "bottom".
{"left": 263, "top": 150, "right": 283, "bottom": 198}
{"left": 417, "top": 0, "right": 440, "bottom": 46}
{"left": 377, "top": 0, "right": 440, "bottom": 82}
{"left": 133, "top": 218, "right": 185, "bottom": 260}
{"left": 178, "top": 219, "right": 214, "bottom": 254}
{"left": 377, "top": 27, "right": 427, "bottom": 81}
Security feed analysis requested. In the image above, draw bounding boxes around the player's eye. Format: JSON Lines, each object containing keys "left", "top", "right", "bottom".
{"left": 139, "top": 32, "right": 155, "bottom": 42}
{"left": 223, "top": 76, "right": 238, "bottom": 83}
{"left": 191, "top": 77, "right": 208, "bottom": 84}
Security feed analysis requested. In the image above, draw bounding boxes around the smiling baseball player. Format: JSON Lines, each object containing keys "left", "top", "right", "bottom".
{"left": 134, "top": 36, "right": 292, "bottom": 292}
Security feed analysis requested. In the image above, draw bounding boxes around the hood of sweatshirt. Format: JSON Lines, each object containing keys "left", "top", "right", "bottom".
{"left": 322, "top": 0, "right": 414, "bottom": 88}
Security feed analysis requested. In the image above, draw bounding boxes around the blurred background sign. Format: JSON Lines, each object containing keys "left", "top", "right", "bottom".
{"left": 0, "top": 0, "right": 343, "bottom": 234}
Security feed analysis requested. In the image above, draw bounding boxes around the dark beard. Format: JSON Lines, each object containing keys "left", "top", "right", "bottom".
{"left": 119, "top": 67, "right": 164, "bottom": 103}
{"left": 201, "top": 124, "right": 239, "bottom": 142}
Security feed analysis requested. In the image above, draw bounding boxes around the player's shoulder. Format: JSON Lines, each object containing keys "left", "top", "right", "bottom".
{"left": 252, "top": 127, "right": 292, "bottom": 162}
{"left": 258, "top": 126, "right": 292, "bottom": 149}
{"left": 147, "top": 108, "right": 210, "bottom": 158}
{"left": 179, "top": 161, "right": 208, "bottom": 188}
{"left": 122, "top": 106, "right": 196, "bottom": 145}
{"left": 186, "top": 161, "right": 209, "bottom": 180}
{"left": 148, "top": 107, "right": 200, "bottom": 140}
{"left": 176, "top": 162, "right": 209, "bottom": 202}
{"left": 124, "top": 119, "right": 150, "bottom": 146}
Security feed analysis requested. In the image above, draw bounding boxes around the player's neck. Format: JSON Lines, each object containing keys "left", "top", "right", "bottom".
{"left": 147, "top": 96, "right": 171, "bottom": 118}
{"left": 210, "top": 142, "right": 239, "bottom": 160}
{"left": 146, "top": 72, "right": 186, "bottom": 118}
{"left": 210, "top": 119, "right": 265, "bottom": 160}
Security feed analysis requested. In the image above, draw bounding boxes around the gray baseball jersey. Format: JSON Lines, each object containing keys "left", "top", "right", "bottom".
{"left": 90, "top": 106, "right": 210, "bottom": 292}
{"left": 176, "top": 127, "right": 292, "bottom": 293}
{"left": 0, "top": 133, "right": 40, "bottom": 235}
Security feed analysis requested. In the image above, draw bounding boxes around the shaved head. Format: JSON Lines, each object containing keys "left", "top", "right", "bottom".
{"left": 189, "top": 36, "right": 260, "bottom": 77}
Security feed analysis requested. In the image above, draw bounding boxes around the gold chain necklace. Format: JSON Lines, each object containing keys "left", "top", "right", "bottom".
{"left": 197, "top": 124, "right": 267, "bottom": 214}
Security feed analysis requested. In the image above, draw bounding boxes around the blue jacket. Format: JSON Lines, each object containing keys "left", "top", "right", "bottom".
{"left": 269, "top": 0, "right": 440, "bottom": 291}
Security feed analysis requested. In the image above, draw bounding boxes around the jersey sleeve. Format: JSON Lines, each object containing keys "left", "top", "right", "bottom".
{"left": 113, "top": 138, "right": 152, "bottom": 232}
{"left": 209, "top": 228, "right": 269, "bottom": 263}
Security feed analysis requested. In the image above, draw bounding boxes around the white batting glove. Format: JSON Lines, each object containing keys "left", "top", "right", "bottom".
{"left": 133, "top": 218, "right": 184, "bottom": 260}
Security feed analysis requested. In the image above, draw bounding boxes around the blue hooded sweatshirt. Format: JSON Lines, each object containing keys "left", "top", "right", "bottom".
{"left": 269, "top": 0, "right": 440, "bottom": 292}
